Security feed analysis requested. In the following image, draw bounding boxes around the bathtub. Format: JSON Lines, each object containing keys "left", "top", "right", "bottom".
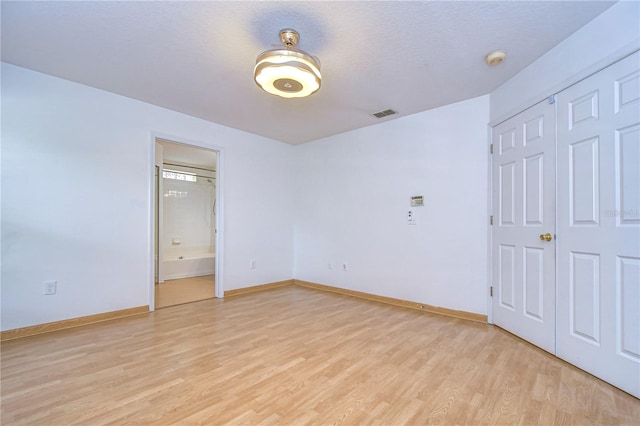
{"left": 161, "top": 250, "right": 215, "bottom": 281}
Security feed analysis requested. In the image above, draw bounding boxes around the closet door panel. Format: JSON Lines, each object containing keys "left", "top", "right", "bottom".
{"left": 556, "top": 51, "right": 640, "bottom": 398}
{"left": 492, "top": 99, "right": 556, "bottom": 354}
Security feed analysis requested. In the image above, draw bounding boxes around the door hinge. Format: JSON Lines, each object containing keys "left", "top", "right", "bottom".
{"left": 548, "top": 95, "right": 556, "bottom": 104}
{"left": 490, "top": 143, "right": 494, "bottom": 154}
{"left": 490, "top": 286, "right": 494, "bottom": 297}
{"left": 490, "top": 215, "right": 494, "bottom": 225}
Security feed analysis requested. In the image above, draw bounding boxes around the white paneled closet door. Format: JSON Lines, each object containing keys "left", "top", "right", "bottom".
{"left": 556, "top": 51, "right": 640, "bottom": 398}
{"left": 492, "top": 99, "right": 557, "bottom": 354}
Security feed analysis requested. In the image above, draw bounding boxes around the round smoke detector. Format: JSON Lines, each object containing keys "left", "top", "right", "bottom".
{"left": 485, "top": 50, "right": 507, "bottom": 66}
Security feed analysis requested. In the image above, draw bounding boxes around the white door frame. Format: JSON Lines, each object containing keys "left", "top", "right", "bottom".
{"left": 487, "top": 124, "right": 494, "bottom": 324}
{"left": 148, "top": 132, "right": 225, "bottom": 311}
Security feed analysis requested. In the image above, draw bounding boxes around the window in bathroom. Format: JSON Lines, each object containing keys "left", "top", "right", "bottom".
{"left": 162, "top": 169, "right": 197, "bottom": 182}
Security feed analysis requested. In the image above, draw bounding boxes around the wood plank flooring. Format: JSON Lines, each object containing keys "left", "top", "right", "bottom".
{"left": 155, "top": 274, "right": 215, "bottom": 309}
{"left": 1, "top": 286, "right": 638, "bottom": 425}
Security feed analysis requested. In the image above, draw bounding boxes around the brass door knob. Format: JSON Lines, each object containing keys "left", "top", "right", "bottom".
{"left": 539, "top": 233, "right": 553, "bottom": 242}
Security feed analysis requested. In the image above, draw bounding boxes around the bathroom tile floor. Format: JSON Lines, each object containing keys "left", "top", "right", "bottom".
{"left": 155, "top": 275, "right": 215, "bottom": 308}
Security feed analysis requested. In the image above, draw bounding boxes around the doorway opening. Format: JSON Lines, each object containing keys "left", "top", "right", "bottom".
{"left": 153, "top": 137, "right": 220, "bottom": 309}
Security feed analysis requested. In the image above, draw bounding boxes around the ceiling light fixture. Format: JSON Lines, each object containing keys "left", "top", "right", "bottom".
{"left": 254, "top": 29, "right": 321, "bottom": 98}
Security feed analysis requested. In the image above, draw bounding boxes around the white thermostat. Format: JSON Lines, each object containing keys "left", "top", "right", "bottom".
{"left": 410, "top": 195, "right": 424, "bottom": 207}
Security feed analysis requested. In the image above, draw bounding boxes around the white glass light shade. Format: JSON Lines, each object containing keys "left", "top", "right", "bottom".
{"left": 254, "top": 49, "right": 321, "bottom": 98}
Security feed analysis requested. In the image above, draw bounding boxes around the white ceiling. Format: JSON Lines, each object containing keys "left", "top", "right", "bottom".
{"left": 1, "top": 1, "right": 616, "bottom": 145}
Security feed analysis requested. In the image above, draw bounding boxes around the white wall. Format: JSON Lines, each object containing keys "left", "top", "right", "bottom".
{"left": 5, "top": 0, "right": 631, "bottom": 331}
{"left": 491, "top": 0, "right": 640, "bottom": 123}
{"left": 1, "top": 63, "right": 295, "bottom": 331}
{"left": 293, "top": 95, "right": 490, "bottom": 315}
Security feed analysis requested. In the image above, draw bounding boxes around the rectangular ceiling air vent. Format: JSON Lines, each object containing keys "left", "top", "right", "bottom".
{"left": 372, "top": 109, "right": 397, "bottom": 119}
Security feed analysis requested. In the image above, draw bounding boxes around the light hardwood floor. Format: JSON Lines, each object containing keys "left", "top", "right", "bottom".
{"left": 155, "top": 274, "right": 215, "bottom": 309}
{"left": 1, "top": 286, "right": 638, "bottom": 425}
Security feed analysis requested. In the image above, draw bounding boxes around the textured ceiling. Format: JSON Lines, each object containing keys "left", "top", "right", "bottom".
{"left": 1, "top": 1, "right": 616, "bottom": 145}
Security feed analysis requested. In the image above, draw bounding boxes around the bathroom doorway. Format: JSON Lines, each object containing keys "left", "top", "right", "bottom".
{"left": 154, "top": 138, "right": 219, "bottom": 309}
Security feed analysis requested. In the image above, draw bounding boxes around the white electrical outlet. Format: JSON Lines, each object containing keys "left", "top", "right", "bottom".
{"left": 342, "top": 263, "right": 348, "bottom": 271}
{"left": 328, "top": 263, "right": 332, "bottom": 269}
{"left": 250, "top": 260, "right": 256, "bottom": 269}
{"left": 44, "top": 280, "right": 57, "bottom": 295}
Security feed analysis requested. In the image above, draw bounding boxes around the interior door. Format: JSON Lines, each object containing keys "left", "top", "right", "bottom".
{"left": 556, "top": 51, "right": 640, "bottom": 398}
{"left": 492, "top": 99, "right": 556, "bottom": 353}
